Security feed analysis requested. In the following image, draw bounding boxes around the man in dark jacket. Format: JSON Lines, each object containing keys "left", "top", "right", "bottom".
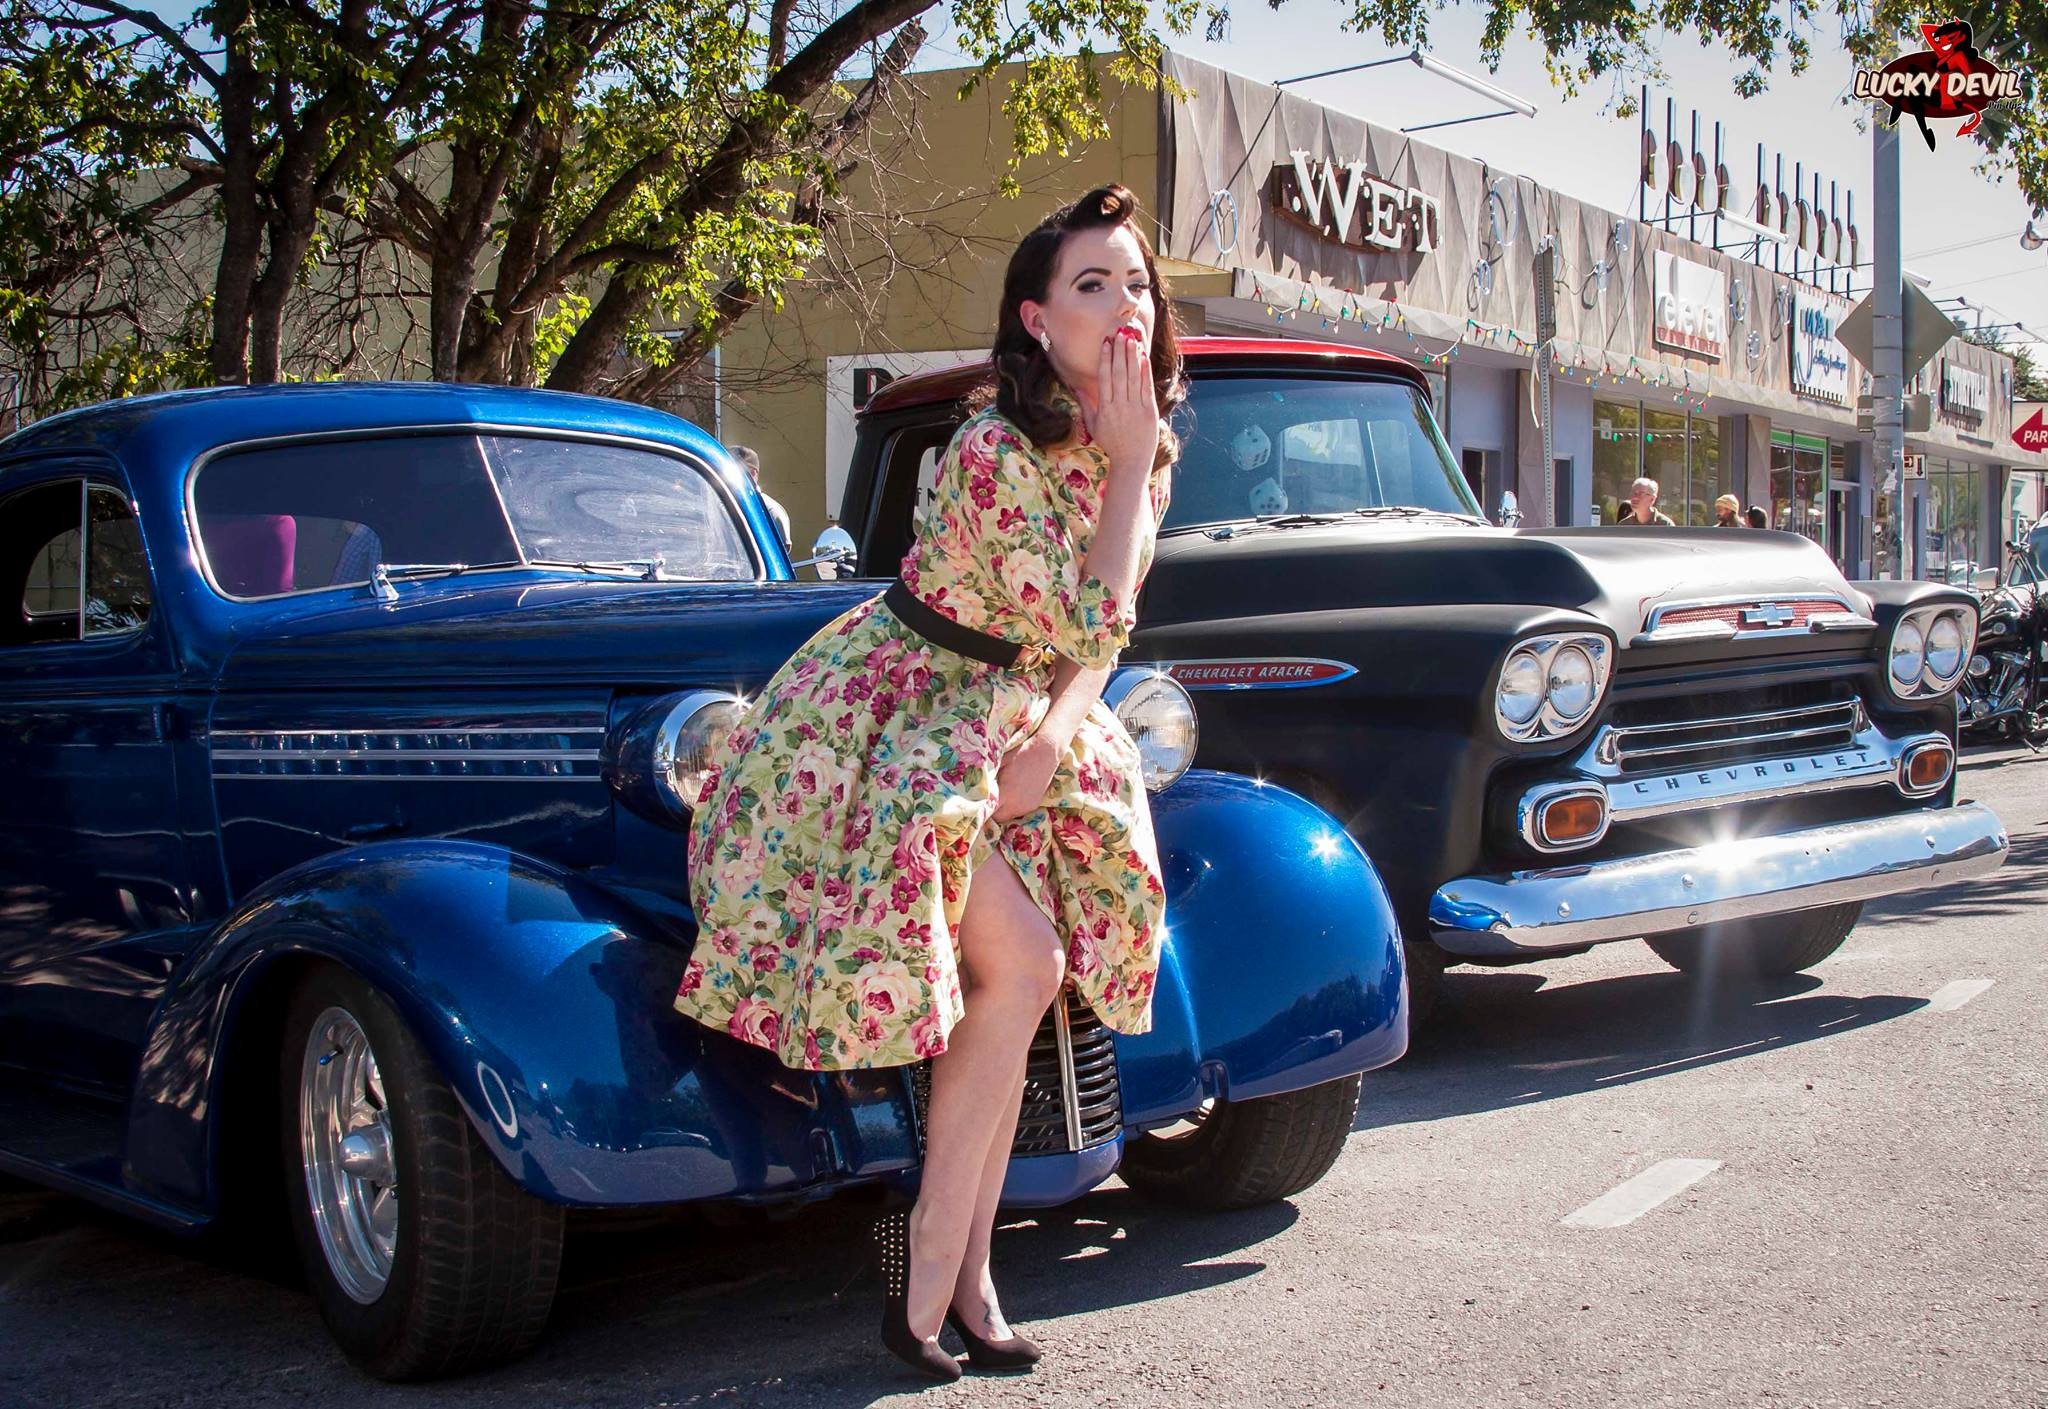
{"left": 1616, "top": 477, "right": 1675, "bottom": 526}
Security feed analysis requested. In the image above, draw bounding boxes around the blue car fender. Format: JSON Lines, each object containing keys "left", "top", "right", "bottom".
{"left": 1117, "top": 772, "right": 1408, "bottom": 1127}
{"left": 125, "top": 841, "right": 921, "bottom": 1215}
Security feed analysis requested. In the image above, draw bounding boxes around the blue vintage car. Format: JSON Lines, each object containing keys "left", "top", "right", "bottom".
{"left": 0, "top": 383, "right": 1407, "bottom": 1379}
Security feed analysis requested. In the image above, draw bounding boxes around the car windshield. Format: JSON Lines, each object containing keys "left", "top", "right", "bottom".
{"left": 1162, "top": 374, "right": 1479, "bottom": 532}
{"left": 2026, "top": 523, "right": 2048, "bottom": 583}
{"left": 192, "top": 432, "right": 755, "bottom": 598}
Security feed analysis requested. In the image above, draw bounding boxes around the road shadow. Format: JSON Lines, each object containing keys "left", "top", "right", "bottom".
{"left": 1356, "top": 965, "right": 1927, "bottom": 1132}
{"left": 0, "top": 1175, "right": 1292, "bottom": 1406}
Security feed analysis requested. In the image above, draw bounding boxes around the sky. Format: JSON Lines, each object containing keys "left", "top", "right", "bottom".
{"left": 909, "top": 0, "right": 2047, "bottom": 355}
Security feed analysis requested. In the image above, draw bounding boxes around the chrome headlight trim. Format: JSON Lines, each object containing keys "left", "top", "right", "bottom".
{"left": 606, "top": 689, "right": 749, "bottom": 823}
{"left": 1494, "top": 632, "right": 1614, "bottom": 743}
{"left": 1886, "top": 604, "right": 1977, "bottom": 699}
{"left": 1105, "top": 668, "right": 1199, "bottom": 792}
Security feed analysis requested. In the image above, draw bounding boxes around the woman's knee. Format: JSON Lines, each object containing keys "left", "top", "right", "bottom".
{"left": 961, "top": 870, "right": 1066, "bottom": 1011}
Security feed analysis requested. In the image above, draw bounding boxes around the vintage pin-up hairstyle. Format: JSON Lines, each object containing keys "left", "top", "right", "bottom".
{"left": 981, "top": 184, "right": 1186, "bottom": 470}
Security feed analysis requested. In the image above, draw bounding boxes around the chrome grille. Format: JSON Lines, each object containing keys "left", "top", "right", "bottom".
{"left": 1600, "top": 692, "right": 1864, "bottom": 774}
{"left": 910, "top": 990, "right": 1120, "bottom": 1156}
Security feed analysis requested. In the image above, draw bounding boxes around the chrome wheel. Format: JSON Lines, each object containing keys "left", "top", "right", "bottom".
{"left": 299, "top": 1005, "right": 397, "bottom": 1304}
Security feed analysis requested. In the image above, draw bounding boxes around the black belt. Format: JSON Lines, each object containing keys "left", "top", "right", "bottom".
{"left": 882, "top": 579, "right": 1023, "bottom": 668}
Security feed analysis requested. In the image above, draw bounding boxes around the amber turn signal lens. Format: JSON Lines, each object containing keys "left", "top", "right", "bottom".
{"left": 1905, "top": 743, "right": 1953, "bottom": 792}
{"left": 1538, "top": 793, "right": 1607, "bottom": 847}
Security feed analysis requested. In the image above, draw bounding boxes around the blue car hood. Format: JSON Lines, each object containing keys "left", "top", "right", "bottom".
{"left": 217, "top": 577, "right": 885, "bottom": 689}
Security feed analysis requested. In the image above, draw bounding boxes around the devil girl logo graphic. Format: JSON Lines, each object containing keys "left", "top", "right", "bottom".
{"left": 1853, "top": 21, "right": 2022, "bottom": 150}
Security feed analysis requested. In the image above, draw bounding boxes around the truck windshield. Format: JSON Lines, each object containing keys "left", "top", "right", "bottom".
{"left": 1163, "top": 375, "right": 1479, "bottom": 532}
{"left": 192, "top": 431, "right": 756, "bottom": 599}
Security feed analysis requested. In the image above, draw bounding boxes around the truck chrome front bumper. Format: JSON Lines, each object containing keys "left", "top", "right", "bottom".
{"left": 1428, "top": 803, "right": 2008, "bottom": 957}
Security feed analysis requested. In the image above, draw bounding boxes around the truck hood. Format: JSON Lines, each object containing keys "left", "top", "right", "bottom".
{"left": 1144, "top": 522, "right": 1865, "bottom": 643}
{"left": 217, "top": 577, "right": 883, "bottom": 690}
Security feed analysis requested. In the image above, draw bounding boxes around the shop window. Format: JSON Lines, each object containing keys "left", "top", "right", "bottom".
{"left": 1641, "top": 410, "right": 1687, "bottom": 522}
{"left": 1927, "top": 459, "right": 1980, "bottom": 586}
{"left": 1769, "top": 431, "right": 1827, "bottom": 546}
{"left": 1592, "top": 400, "right": 1640, "bottom": 524}
{"left": 1690, "top": 417, "right": 1725, "bottom": 525}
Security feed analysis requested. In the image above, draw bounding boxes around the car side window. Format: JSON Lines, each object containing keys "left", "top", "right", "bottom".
{"left": 1, "top": 481, "right": 153, "bottom": 647}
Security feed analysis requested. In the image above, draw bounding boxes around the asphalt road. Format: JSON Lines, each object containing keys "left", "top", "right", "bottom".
{"left": 4, "top": 744, "right": 2045, "bottom": 1408}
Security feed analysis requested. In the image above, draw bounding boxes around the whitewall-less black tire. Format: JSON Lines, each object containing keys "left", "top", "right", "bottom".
{"left": 280, "top": 964, "right": 565, "bottom": 1380}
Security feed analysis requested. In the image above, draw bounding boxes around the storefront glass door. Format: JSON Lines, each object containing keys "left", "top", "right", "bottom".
{"left": 1769, "top": 430, "right": 1828, "bottom": 547}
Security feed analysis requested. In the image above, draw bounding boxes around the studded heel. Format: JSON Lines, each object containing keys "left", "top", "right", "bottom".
{"left": 874, "top": 1209, "right": 962, "bottom": 1382}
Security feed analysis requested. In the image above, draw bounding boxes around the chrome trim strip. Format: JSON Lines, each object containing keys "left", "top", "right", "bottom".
{"left": 1603, "top": 700, "right": 1855, "bottom": 744}
{"left": 1053, "top": 996, "right": 1082, "bottom": 1153}
{"left": 1610, "top": 717, "right": 1858, "bottom": 765}
{"left": 1640, "top": 592, "right": 1855, "bottom": 632}
{"left": 212, "top": 749, "right": 602, "bottom": 762}
{"left": 213, "top": 728, "right": 604, "bottom": 739}
{"left": 1430, "top": 803, "right": 2008, "bottom": 956}
{"left": 1610, "top": 727, "right": 1938, "bottom": 824}
{"left": 211, "top": 773, "right": 603, "bottom": 783}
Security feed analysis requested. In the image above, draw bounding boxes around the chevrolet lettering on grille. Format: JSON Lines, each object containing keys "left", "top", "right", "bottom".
{"left": 1630, "top": 748, "right": 1877, "bottom": 795}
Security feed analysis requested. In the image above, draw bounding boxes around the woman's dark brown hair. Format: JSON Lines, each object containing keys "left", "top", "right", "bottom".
{"left": 980, "top": 184, "right": 1186, "bottom": 469}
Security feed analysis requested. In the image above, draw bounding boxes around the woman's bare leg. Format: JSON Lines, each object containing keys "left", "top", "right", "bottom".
{"left": 906, "top": 856, "right": 1064, "bottom": 1343}
{"left": 949, "top": 1035, "right": 1033, "bottom": 1339}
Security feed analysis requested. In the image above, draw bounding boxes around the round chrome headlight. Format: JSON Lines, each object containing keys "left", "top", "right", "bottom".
{"left": 1924, "top": 612, "right": 1966, "bottom": 683}
{"left": 1888, "top": 617, "right": 1926, "bottom": 688}
{"left": 1494, "top": 632, "right": 1612, "bottom": 742}
{"left": 1106, "top": 669, "right": 1198, "bottom": 792}
{"left": 1547, "top": 644, "right": 1598, "bottom": 721}
{"left": 606, "top": 690, "right": 749, "bottom": 822}
{"left": 1497, "top": 650, "right": 1546, "bottom": 726}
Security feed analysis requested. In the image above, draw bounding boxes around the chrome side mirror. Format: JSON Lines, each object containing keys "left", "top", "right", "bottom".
{"left": 1496, "top": 490, "right": 1523, "bottom": 528}
{"left": 1973, "top": 567, "right": 2000, "bottom": 592}
{"left": 791, "top": 525, "right": 858, "bottom": 580}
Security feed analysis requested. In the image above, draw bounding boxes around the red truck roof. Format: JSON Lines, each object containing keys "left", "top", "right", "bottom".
{"left": 859, "top": 336, "right": 1426, "bottom": 418}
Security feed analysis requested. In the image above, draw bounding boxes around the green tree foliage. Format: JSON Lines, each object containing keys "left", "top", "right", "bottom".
{"left": 3, "top": 0, "right": 2039, "bottom": 414}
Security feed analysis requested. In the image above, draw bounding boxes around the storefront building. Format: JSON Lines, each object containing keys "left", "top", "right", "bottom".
{"left": 715, "top": 51, "right": 2048, "bottom": 571}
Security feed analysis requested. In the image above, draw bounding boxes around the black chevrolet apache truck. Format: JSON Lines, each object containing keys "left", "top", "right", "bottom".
{"left": 822, "top": 336, "right": 2008, "bottom": 1018}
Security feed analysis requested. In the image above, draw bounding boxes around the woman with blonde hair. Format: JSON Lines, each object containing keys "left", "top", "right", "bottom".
{"left": 678, "top": 184, "right": 1182, "bottom": 1380}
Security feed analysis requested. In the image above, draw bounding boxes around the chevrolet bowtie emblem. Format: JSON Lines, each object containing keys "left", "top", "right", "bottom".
{"left": 1740, "top": 603, "right": 1797, "bottom": 628}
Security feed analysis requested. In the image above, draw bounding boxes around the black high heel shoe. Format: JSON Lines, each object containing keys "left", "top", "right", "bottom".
{"left": 945, "top": 1306, "right": 1043, "bottom": 1371}
{"left": 874, "top": 1210, "right": 962, "bottom": 1382}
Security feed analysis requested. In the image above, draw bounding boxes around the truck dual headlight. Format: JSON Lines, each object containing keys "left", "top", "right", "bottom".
{"left": 1105, "top": 668, "right": 1198, "bottom": 791}
{"left": 1886, "top": 605, "right": 1974, "bottom": 698}
{"left": 1494, "top": 633, "right": 1613, "bottom": 743}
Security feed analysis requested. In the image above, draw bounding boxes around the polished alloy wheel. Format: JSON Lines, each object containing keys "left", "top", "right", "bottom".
{"left": 300, "top": 1005, "right": 398, "bottom": 1304}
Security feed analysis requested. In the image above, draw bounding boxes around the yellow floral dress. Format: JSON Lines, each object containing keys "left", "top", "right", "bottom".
{"left": 677, "top": 396, "right": 1174, "bottom": 1070}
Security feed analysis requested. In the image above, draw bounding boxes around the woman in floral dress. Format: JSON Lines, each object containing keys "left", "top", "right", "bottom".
{"left": 678, "top": 184, "right": 1183, "bottom": 1379}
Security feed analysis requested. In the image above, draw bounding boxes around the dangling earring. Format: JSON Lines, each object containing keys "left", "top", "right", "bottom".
{"left": 1038, "top": 328, "right": 1052, "bottom": 354}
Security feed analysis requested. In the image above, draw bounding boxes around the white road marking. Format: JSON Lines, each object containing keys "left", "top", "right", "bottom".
{"left": 1562, "top": 1159, "right": 1722, "bottom": 1229}
{"left": 1924, "top": 979, "right": 1995, "bottom": 1013}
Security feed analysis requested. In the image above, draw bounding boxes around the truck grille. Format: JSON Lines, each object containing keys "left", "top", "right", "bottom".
{"left": 1601, "top": 683, "right": 1863, "bottom": 774}
{"left": 908, "top": 990, "right": 1120, "bottom": 1156}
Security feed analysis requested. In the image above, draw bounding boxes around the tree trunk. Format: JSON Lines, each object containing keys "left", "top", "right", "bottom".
{"left": 209, "top": 24, "right": 261, "bottom": 386}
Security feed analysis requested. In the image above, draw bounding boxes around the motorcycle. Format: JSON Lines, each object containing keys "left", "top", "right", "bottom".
{"left": 1958, "top": 538, "right": 2048, "bottom": 748}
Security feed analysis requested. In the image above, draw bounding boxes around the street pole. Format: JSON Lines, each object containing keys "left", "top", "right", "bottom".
{"left": 1872, "top": 115, "right": 1906, "bottom": 579}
